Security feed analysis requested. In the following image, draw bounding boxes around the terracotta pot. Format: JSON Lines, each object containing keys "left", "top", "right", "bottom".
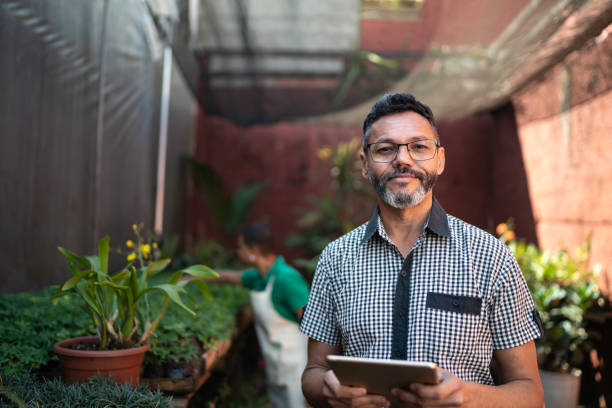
{"left": 540, "top": 369, "right": 581, "bottom": 408}
{"left": 53, "top": 336, "right": 150, "bottom": 386}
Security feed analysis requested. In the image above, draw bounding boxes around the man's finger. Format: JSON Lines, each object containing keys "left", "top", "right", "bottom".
{"left": 391, "top": 387, "right": 420, "bottom": 403}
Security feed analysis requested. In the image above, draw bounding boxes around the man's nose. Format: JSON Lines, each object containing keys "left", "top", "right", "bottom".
{"left": 394, "top": 144, "right": 414, "bottom": 164}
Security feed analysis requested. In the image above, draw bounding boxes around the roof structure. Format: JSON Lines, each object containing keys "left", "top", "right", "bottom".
{"left": 311, "top": 0, "right": 612, "bottom": 123}
{"left": 184, "top": 0, "right": 612, "bottom": 123}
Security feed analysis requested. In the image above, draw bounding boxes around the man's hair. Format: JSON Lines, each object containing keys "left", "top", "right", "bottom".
{"left": 362, "top": 93, "right": 439, "bottom": 146}
{"left": 240, "top": 223, "right": 274, "bottom": 254}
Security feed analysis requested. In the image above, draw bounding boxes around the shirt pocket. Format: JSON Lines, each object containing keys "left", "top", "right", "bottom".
{"left": 426, "top": 292, "right": 482, "bottom": 315}
{"left": 423, "top": 292, "right": 487, "bottom": 360}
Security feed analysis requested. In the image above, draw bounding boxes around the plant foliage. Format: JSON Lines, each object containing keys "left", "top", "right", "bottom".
{"left": 52, "top": 225, "right": 218, "bottom": 349}
{"left": 0, "top": 372, "right": 172, "bottom": 407}
{"left": 497, "top": 222, "right": 602, "bottom": 373}
{"left": 0, "top": 288, "right": 94, "bottom": 375}
{"left": 286, "top": 139, "right": 374, "bottom": 274}
{"left": 188, "top": 158, "right": 266, "bottom": 236}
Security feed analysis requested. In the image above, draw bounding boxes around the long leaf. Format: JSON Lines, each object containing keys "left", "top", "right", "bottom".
{"left": 95, "top": 281, "right": 129, "bottom": 290}
{"left": 225, "top": 183, "right": 266, "bottom": 234}
{"left": 147, "top": 284, "right": 196, "bottom": 316}
{"left": 59, "top": 270, "right": 92, "bottom": 292}
{"left": 111, "top": 269, "right": 130, "bottom": 283}
{"left": 190, "top": 279, "right": 214, "bottom": 301}
{"left": 98, "top": 235, "right": 110, "bottom": 276}
{"left": 187, "top": 158, "right": 229, "bottom": 226}
{"left": 75, "top": 282, "right": 104, "bottom": 318}
{"left": 145, "top": 259, "right": 171, "bottom": 277}
{"left": 85, "top": 256, "right": 102, "bottom": 277}
{"left": 57, "top": 246, "right": 90, "bottom": 272}
{"left": 180, "top": 264, "right": 219, "bottom": 279}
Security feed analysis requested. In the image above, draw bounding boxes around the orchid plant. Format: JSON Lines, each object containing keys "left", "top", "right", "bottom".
{"left": 53, "top": 224, "right": 218, "bottom": 350}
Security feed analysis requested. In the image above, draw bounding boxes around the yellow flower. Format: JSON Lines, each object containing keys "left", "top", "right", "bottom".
{"left": 152, "top": 242, "right": 158, "bottom": 249}
{"left": 496, "top": 223, "right": 508, "bottom": 235}
{"left": 317, "top": 146, "right": 332, "bottom": 160}
{"left": 132, "top": 224, "right": 138, "bottom": 232}
{"left": 503, "top": 231, "right": 515, "bottom": 241}
{"left": 140, "top": 244, "right": 151, "bottom": 257}
{"left": 126, "top": 240, "right": 134, "bottom": 248}
{"left": 127, "top": 252, "right": 136, "bottom": 261}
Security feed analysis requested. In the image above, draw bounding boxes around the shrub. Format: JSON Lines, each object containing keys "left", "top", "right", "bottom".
{"left": 0, "top": 288, "right": 94, "bottom": 374}
{"left": 0, "top": 283, "right": 250, "bottom": 374}
{"left": 497, "top": 223, "right": 603, "bottom": 373}
{"left": 0, "top": 372, "right": 172, "bottom": 407}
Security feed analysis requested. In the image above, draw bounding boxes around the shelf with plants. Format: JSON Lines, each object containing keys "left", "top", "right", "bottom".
{"left": 0, "top": 272, "right": 251, "bottom": 397}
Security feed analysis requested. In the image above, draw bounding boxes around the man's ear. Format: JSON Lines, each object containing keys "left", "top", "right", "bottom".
{"left": 360, "top": 151, "right": 369, "bottom": 180}
{"left": 436, "top": 146, "right": 446, "bottom": 175}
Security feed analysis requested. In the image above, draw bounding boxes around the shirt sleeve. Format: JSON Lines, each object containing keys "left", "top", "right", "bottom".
{"left": 299, "top": 246, "right": 341, "bottom": 347}
{"left": 488, "top": 250, "right": 543, "bottom": 350}
{"left": 275, "top": 270, "right": 310, "bottom": 313}
{"left": 240, "top": 268, "right": 260, "bottom": 290}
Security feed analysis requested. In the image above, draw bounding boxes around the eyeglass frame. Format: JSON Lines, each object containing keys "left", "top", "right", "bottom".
{"left": 364, "top": 139, "right": 441, "bottom": 163}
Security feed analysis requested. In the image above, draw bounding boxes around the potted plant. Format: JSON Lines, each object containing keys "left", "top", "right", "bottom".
{"left": 497, "top": 223, "right": 602, "bottom": 408}
{"left": 52, "top": 224, "right": 218, "bottom": 385}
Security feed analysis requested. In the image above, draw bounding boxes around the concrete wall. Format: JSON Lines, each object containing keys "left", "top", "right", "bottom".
{"left": 512, "top": 30, "right": 612, "bottom": 296}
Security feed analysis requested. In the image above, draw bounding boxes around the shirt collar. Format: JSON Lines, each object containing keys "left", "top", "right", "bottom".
{"left": 360, "top": 197, "right": 450, "bottom": 245}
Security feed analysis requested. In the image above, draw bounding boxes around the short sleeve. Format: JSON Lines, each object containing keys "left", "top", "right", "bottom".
{"left": 275, "top": 271, "right": 310, "bottom": 313}
{"left": 241, "top": 268, "right": 261, "bottom": 290}
{"left": 299, "top": 247, "right": 341, "bottom": 347}
{"left": 488, "top": 251, "right": 543, "bottom": 350}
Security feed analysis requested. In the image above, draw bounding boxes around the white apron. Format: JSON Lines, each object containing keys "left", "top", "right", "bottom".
{"left": 250, "top": 275, "right": 308, "bottom": 408}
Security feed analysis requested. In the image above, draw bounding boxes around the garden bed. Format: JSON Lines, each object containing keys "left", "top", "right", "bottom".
{"left": 0, "top": 282, "right": 251, "bottom": 399}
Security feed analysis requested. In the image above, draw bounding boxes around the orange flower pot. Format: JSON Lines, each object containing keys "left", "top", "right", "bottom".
{"left": 53, "top": 336, "right": 150, "bottom": 386}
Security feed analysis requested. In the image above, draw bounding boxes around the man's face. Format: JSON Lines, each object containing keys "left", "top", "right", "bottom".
{"left": 360, "top": 111, "right": 445, "bottom": 209}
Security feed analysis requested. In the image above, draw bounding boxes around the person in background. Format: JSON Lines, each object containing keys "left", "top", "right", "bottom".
{"left": 189, "top": 223, "right": 310, "bottom": 408}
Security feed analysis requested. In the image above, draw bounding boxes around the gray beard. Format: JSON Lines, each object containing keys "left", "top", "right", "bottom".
{"left": 367, "top": 164, "right": 437, "bottom": 209}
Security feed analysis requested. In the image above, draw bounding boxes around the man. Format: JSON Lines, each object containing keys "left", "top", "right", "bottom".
{"left": 300, "top": 93, "right": 544, "bottom": 407}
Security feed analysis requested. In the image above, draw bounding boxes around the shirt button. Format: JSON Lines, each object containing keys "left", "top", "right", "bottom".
{"left": 400, "top": 270, "right": 407, "bottom": 277}
{"left": 452, "top": 301, "right": 459, "bottom": 308}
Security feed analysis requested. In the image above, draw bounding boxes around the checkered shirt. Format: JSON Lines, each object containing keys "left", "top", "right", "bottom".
{"left": 300, "top": 198, "right": 543, "bottom": 385}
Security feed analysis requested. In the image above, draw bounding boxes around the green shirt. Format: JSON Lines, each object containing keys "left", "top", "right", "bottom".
{"left": 241, "top": 256, "right": 310, "bottom": 323}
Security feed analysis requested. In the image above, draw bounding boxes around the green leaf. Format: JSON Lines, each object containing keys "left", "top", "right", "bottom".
{"left": 94, "top": 281, "right": 128, "bottom": 290}
{"left": 111, "top": 269, "right": 130, "bottom": 283}
{"left": 225, "top": 183, "right": 266, "bottom": 234}
{"left": 186, "top": 158, "right": 229, "bottom": 227}
{"left": 190, "top": 279, "right": 214, "bottom": 301}
{"left": 58, "top": 270, "right": 91, "bottom": 292}
{"left": 57, "top": 247, "right": 90, "bottom": 273}
{"left": 148, "top": 284, "right": 195, "bottom": 316}
{"left": 97, "top": 236, "right": 110, "bottom": 276}
{"left": 180, "top": 264, "right": 219, "bottom": 279}
{"left": 85, "top": 256, "right": 102, "bottom": 277}
{"left": 145, "top": 259, "right": 171, "bottom": 277}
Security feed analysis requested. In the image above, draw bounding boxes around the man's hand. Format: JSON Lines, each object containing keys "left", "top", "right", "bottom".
{"left": 323, "top": 369, "right": 390, "bottom": 408}
{"left": 391, "top": 368, "right": 464, "bottom": 407}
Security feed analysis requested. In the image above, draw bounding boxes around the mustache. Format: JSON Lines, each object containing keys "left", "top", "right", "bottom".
{"left": 380, "top": 167, "right": 425, "bottom": 184}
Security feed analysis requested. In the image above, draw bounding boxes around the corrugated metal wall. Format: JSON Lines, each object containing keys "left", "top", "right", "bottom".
{"left": 0, "top": 0, "right": 196, "bottom": 293}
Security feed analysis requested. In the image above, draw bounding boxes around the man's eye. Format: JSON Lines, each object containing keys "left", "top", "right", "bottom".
{"left": 376, "top": 146, "right": 395, "bottom": 154}
{"left": 411, "top": 143, "right": 427, "bottom": 151}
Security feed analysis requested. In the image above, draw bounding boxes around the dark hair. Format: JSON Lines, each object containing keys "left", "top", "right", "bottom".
{"left": 240, "top": 223, "right": 274, "bottom": 254}
{"left": 362, "top": 93, "right": 439, "bottom": 146}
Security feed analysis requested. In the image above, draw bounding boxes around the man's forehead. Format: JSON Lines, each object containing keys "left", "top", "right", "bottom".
{"left": 368, "top": 111, "right": 436, "bottom": 140}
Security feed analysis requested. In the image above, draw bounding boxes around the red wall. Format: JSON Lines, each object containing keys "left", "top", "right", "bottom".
{"left": 511, "top": 32, "right": 612, "bottom": 298}
{"left": 193, "top": 107, "right": 536, "bottom": 260}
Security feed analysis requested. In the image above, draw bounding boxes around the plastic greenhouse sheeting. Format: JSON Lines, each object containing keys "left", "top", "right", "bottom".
{"left": 0, "top": 0, "right": 196, "bottom": 293}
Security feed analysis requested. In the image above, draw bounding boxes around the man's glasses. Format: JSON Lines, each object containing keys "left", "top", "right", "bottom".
{"left": 365, "top": 139, "right": 439, "bottom": 163}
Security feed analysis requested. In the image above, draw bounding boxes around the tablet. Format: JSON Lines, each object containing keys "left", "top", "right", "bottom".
{"left": 326, "top": 355, "right": 439, "bottom": 397}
